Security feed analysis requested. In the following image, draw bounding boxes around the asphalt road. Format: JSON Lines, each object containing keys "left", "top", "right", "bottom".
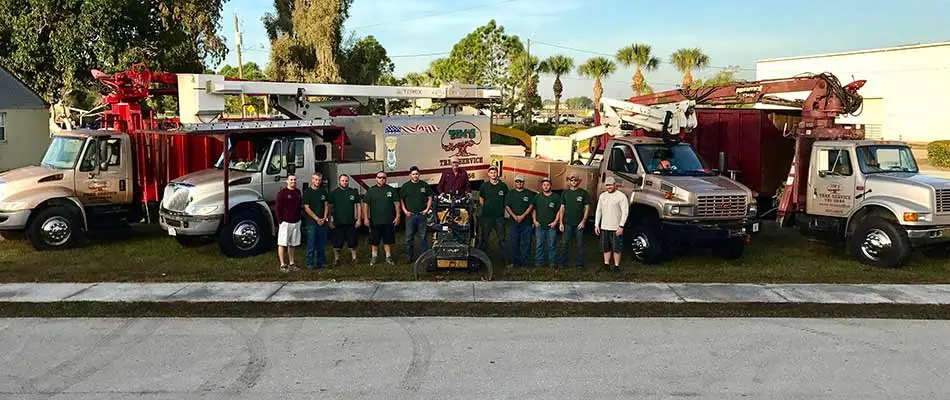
{"left": 2, "top": 317, "right": 949, "bottom": 399}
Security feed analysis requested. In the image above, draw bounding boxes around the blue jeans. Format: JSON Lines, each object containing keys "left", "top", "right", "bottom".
{"left": 560, "top": 225, "right": 585, "bottom": 268}
{"left": 534, "top": 225, "right": 558, "bottom": 266}
{"left": 405, "top": 213, "right": 428, "bottom": 260}
{"left": 510, "top": 223, "right": 533, "bottom": 266}
{"left": 306, "top": 224, "right": 329, "bottom": 267}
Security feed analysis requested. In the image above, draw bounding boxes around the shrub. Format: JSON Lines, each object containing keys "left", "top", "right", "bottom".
{"left": 526, "top": 123, "right": 555, "bottom": 136}
{"left": 928, "top": 140, "right": 950, "bottom": 168}
{"left": 555, "top": 126, "right": 579, "bottom": 137}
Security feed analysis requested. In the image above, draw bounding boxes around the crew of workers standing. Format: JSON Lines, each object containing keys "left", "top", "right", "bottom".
{"left": 280, "top": 155, "right": 628, "bottom": 271}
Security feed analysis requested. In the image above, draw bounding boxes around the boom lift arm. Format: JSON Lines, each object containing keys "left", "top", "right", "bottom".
{"left": 570, "top": 97, "right": 697, "bottom": 143}
{"left": 628, "top": 73, "right": 867, "bottom": 224}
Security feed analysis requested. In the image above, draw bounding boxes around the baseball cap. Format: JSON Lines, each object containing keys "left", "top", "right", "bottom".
{"left": 514, "top": 175, "right": 525, "bottom": 182}
{"left": 488, "top": 165, "right": 498, "bottom": 172}
{"left": 605, "top": 177, "right": 616, "bottom": 185}
{"left": 540, "top": 177, "right": 552, "bottom": 183}
{"left": 568, "top": 172, "right": 579, "bottom": 179}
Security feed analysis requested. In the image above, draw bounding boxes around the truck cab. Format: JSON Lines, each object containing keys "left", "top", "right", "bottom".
{"left": 159, "top": 132, "right": 331, "bottom": 257}
{"left": 599, "top": 136, "right": 759, "bottom": 263}
{"left": 801, "top": 140, "right": 950, "bottom": 267}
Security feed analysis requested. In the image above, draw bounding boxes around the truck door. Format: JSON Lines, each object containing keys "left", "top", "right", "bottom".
{"left": 76, "top": 137, "right": 131, "bottom": 206}
{"left": 263, "top": 138, "right": 306, "bottom": 201}
{"left": 602, "top": 142, "right": 642, "bottom": 200}
{"left": 807, "top": 147, "right": 856, "bottom": 217}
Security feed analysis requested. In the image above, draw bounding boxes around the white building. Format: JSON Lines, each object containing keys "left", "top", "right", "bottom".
{"left": 756, "top": 41, "right": 950, "bottom": 144}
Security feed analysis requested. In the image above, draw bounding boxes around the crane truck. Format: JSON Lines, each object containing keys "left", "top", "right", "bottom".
{"left": 0, "top": 64, "right": 501, "bottom": 257}
{"left": 629, "top": 73, "right": 950, "bottom": 268}
{"left": 498, "top": 97, "right": 760, "bottom": 264}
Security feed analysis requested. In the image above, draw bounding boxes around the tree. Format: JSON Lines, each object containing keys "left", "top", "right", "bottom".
{"left": 510, "top": 53, "right": 542, "bottom": 125}
{"left": 692, "top": 65, "right": 742, "bottom": 89}
{"left": 577, "top": 57, "right": 616, "bottom": 123}
{"left": 0, "top": 0, "right": 229, "bottom": 106}
{"left": 670, "top": 48, "right": 709, "bottom": 88}
{"left": 538, "top": 55, "right": 573, "bottom": 126}
{"left": 616, "top": 44, "right": 659, "bottom": 97}
{"left": 339, "top": 35, "right": 394, "bottom": 85}
{"left": 218, "top": 62, "right": 266, "bottom": 115}
{"left": 263, "top": 0, "right": 353, "bottom": 83}
{"left": 565, "top": 96, "right": 593, "bottom": 110}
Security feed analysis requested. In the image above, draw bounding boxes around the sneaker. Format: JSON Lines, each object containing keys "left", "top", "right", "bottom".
{"left": 289, "top": 263, "right": 299, "bottom": 270}
{"left": 386, "top": 256, "right": 394, "bottom": 265}
{"left": 280, "top": 264, "right": 289, "bottom": 273}
{"left": 613, "top": 265, "right": 621, "bottom": 272}
{"left": 370, "top": 255, "right": 377, "bottom": 266}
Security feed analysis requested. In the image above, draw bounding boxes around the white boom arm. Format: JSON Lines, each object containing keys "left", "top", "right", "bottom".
{"left": 176, "top": 74, "right": 502, "bottom": 123}
{"left": 569, "top": 97, "right": 697, "bottom": 142}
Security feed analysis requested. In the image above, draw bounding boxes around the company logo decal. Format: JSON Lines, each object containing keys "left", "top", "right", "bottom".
{"left": 441, "top": 121, "right": 483, "bottom": 157}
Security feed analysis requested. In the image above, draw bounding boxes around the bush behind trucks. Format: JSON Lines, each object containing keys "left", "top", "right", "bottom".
{"left": 0, "top": 65, "right": 500, "bottom": 256}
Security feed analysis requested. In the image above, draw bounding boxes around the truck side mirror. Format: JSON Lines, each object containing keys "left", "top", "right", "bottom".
{"left": 98, "top": 140, "right": 111, "bottom": 172}
{"left": 632, "top": 176, "right": 643, "bottom": 186}
{"left": 285, "top": 141, "right": 297, "bottom": 175}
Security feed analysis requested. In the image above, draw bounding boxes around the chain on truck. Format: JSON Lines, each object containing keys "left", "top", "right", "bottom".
{"left": 0, "top": 63, "right": 501, "bottom": 257}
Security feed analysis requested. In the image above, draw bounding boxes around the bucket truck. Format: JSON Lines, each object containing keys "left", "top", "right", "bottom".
{"left": 0, "top": 64, "right": 501, "bottom": 257}
{"left": 498, "top": 97, "right": 759, "bottom": 264}
{"left": 629, "top": 73, "right": 950, "bottom": 268}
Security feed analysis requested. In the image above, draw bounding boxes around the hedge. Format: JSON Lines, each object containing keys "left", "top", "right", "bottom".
{"left": 928, "top": 140, "right": 950, "bottom": 168}
{"left": 555, "top": 126, "right": 578, "bottom": 137}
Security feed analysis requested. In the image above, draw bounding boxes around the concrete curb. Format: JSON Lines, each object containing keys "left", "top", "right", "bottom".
{"left": 4, "top": 282, "right": 950, "bottom": 304}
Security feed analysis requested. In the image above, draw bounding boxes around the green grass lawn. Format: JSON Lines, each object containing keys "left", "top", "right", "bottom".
{"left": 2, "top": 222, "right": 950, "bottom": 283}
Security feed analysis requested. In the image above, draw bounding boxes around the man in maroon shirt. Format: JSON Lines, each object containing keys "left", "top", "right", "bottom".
{"left": 437, "top": 156, "right": 471, "bottom": 195}
{"left": 275, "top": 175, "right": 303, "bottom": 272}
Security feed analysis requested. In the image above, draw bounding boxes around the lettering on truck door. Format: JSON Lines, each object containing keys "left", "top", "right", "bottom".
{"left": 808, "top": 148, "right": 856, "bottom": 217}
{"left": 77, "top": 138, "right": 128, "bottom": 205}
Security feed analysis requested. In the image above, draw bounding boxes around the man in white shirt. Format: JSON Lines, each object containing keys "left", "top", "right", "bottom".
{"left": 594, "top": 177, "right": 629, "bottom": 271}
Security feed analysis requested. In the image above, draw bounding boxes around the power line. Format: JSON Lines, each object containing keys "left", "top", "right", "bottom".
{"left": 351, "top": 0, "right": 518, "bottom": 30}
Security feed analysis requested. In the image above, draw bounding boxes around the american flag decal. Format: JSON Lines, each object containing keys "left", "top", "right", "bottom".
{"left": 385, "top": 124, "right": 440, "bottom": 133}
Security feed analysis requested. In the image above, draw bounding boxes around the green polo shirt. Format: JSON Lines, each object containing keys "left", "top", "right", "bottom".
{"left": 400, "top": 180, "right": 432, "bottom": 213}
{"left": 506, "top": 189, "right": 535, "bottom": 225}
{"left": 561, "top": 188, "right": 591, "bottom": 226}
{"left": 363, "top": 184, "right": 399, "bottom": 224}
{"left": 303, "top": 186, "right": 329, "bottom": 226}
{"left": 533, "top": 192, "right": 563, "bottom": 226}
{"left": 478, "top": 180, "right": 508, "bottom": 219}
{"left": 329, "top": 187, "right": 360, "bottom": 225}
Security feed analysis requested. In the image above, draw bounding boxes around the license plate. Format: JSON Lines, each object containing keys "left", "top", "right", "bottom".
{"left": 752, "top": 222, "right": 760, "bottom": 233}
{"left": 436, "top": 259, "right": 467, "bottom": 269}
{"left": 167, "top": 227, "right": 177, "bottom": 236}
{"left": 728, "top": 228, "right": 742, "bottom": 237}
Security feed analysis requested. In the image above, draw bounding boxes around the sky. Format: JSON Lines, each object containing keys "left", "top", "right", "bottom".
{"left": 219, "top": 0, "right": 950, "bottom": 100}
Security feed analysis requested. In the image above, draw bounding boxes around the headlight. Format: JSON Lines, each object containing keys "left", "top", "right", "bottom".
{"left": 185, "top": 204, "right": 220, "bottom": 215}
{"left": 747, "top": 203, "right": 758, "bottom": 216}
{"left": 0, "top": 200, "right": 27, "bottom": 212}
{"left": 665, "top": 204, "right": 694, "bottom": 216}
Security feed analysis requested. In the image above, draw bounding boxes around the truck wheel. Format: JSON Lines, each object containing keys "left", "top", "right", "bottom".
{"left": 847, "top": 217, "right": 910, "bottom": 268}
{"left": 412, "top": 249, "right": 437, "bottom": 279}
{"left": 218, "top": 209, "right": 270, "bottom": 258}
{"left": 627, "top": 222, "right": 666, "bottom": 265}
{"left": 713, "top": 238, "right": 745, "bottom": 260}
{"left": 26, "top": 206, "right": 83, "bottom": 251}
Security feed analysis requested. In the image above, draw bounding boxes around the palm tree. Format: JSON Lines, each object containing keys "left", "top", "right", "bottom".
{"left": 577, "top": 56, "right": 617, "bottom": 124}
{"left": 538, "top": 55, "right": 574, "bottom": 125}
{"left": 670, "top": 48, "right": 710, "bottom": 88}
{"left": 616, "top": 44, "right": 660, "bottom": 96}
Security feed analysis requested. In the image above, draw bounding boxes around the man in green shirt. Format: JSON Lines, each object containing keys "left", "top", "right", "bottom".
{"left": 362, "top": 171, "right": 400, "bottom": 266}
{"left": 477, "top": 166, "right": 508, "bottom": 264}
{"left": 400, "top": 166, "right": 433, "bottom": 262}
{"left": 303, "top": 173, "right": 330, "bottom": 269}
{"left": 505, "top": 175, "right": 535, "bottom": 267}
{"left": 328, "top": 174, "right": 362, "bottom": 266}
{"left": 532, "top": 177, "right": 563, "bottom": 267}
{"left": 559, "top": 172, "right": 591, "bottom": 269}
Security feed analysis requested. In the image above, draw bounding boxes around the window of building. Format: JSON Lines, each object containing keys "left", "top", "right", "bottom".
{"left": 0, "top": 112, "right": 6, "bottom": 141}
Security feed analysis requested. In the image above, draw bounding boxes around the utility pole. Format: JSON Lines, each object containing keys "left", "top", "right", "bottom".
{"left": 234, "top": 14, "right": 247, "bottom": 118}
{"left": 524, "top": 38, "right": 531, "bottom": 127}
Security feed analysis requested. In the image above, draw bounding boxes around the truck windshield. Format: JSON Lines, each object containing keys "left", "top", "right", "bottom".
{"left": 214, "top": 138, "right": 271, "bottom": 173}
{"left": 636, "top": 144, "right": 711, "bottom": 176}
{"left": 40, "top": 136, "right": 86, "bottom": 170}
{"left": 856, "top": 145, "right": 918, "bottom": 174}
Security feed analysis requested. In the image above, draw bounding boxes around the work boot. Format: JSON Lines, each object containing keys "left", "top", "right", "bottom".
{"left": 386, "top": 256, "right": 394, "bottom": 266}
{"left": 370, "top": 255, "right": 377, "bottom": 266}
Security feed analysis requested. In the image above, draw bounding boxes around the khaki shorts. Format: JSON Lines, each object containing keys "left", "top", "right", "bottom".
{"left": 277, "top": 221, "right": 302, "bottom": 247}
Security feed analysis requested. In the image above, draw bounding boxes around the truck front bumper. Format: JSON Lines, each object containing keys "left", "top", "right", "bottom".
{"left": 0, "top": 210, "right": 31, "bottom": 231}
{"left": 906, "top": 226, "right": 950, "bottom": 247}
{"left": 661, "top": 220, "right": 759, "bottom": 242}
{"left": 159, "top": 209, "right": 222, "bottom": 236}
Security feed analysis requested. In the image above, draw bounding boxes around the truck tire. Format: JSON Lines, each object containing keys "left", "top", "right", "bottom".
{"left": 847, "top": 216, "right": 911, "bottom": 268}
{"left": 626, "top": 221, "right": 666, "bottom": 265}
{"left": 26, "top": 206, "right": 83, "bottom": 251}
{"left": 218, "top": 208, "right": 270, "bottom": 258}
{"left": 713, "top": 238, "right": 745, "bottom": 260}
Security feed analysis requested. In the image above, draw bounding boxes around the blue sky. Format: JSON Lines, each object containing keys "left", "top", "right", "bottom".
{"left": 220, "top": 0, "right": 950, "bottom": 99}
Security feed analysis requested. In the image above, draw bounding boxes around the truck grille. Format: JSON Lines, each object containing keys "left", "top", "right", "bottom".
{"left": 938, "top": 189, "right": 950, "bottom": 214}
{"left": 696, "top": 195, "right": 746, "bottom": 218}
{"left": 162, "top": 185, "right": 191, "bottom": 212}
